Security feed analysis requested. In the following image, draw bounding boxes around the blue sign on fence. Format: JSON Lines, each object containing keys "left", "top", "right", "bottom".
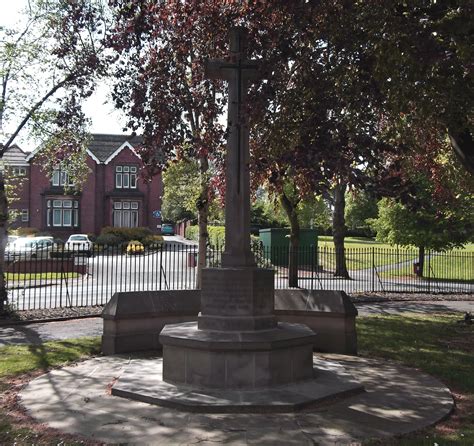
{"left": 152, "top": 210, "right": 162, "bottom": 218}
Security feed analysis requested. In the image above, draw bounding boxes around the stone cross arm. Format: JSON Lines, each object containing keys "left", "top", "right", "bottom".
{"left": 204, "top": 59, "right": 262, "bottom": 83}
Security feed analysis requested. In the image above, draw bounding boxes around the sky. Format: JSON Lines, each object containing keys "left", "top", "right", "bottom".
{"left": 2, "top": 0, "right": 126, "bottom": 148}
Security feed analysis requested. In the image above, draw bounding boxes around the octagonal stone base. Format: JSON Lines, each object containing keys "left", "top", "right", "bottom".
{"left": 159, "top": 322, "right": 317, "bottom": 389}
{"left": 112, "top": 355, "right": 364, "bottom": 413}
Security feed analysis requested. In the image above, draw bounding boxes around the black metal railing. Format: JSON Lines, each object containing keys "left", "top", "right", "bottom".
{"left": 4, "top": 243, "right": 473, "bottom": 310}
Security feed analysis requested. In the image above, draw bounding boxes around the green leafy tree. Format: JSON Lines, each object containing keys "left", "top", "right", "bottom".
{"left": 161, "top": 159, "right": 201, "bottom": 223}
{"left": 370, "top": 192, "right": 473, "bottom": 277}
{"left": 162, "top": 158, "right": 223, "bottom": 225}
{"left": 345, "top": 190, "right": 378, "bottom": 236}
{"left": 0, "top": 0, "right": 107, "bottom": 312}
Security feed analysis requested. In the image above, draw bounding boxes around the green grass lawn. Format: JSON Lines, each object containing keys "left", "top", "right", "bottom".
{"left": 317, "top": 237, "right": 473, "bottom": 273}
{"left": 0, "top": 317, "right": 473, "bottom": 444}
{"left": 381, "top": 251, "right": 474, "bottom": 282}
{"left": 358, "top": 314, "right": 474, "bottom": 445}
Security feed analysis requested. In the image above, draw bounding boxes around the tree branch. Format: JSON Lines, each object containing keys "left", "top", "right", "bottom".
{"left": 1, "top": 72, "right": 76, "bottom": 156}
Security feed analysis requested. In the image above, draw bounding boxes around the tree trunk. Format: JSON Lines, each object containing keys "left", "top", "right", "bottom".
{"left": 0, "top": 171, "right": 8, "bottom": 313}
{"left": 417, "top": 245, "right": 425, "bottom": 277}
{"left": 196, "top": 155, "right": 209, "bottom": 288}
{"left": 280, "top": 191, "right": 300, "bottom": 288}
{"left": 333, "top": 183, "right": 350, "bottom": 278}
{"left": 448, "top": 128, "right": 474, "bottom": 176}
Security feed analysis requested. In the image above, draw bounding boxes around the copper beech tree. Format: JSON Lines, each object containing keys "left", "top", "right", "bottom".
{"left": 107, "top": 1, "right": 471, "bottom": 287}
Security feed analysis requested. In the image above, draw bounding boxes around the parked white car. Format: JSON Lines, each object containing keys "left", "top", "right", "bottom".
{"left": 5, "top": 236, "right": 56, "bottom": 261}
{"left": 65, "top": 234, "right": 93, "bottom": 256}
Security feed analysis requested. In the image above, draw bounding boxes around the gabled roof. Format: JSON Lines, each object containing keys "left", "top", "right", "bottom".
{"left": 87, "top": 134, "right": 143, "bottom": 164}
{"left": 2, "top": 145, "right": 29, "bottom": 166}
{"left": 26, "top": 133, "right": 143, "bottom": 165}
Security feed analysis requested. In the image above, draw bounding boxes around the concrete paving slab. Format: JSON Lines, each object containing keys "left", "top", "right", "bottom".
{"left": 19, "top": 353, "right": 453, "bottom": 444}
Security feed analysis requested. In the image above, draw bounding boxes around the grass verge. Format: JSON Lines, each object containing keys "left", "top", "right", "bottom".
{"left": 0, "top": 337, "right": 101, "bottom": 445}
{"left": 6, "top": 272, "right": 80, "bottom": 281}
{"left": 357, "top": 314, "right": 474, "bottom": 445}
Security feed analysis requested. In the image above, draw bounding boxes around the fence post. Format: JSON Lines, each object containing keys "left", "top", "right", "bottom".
{"left": 371, "top": 247, "right": 375, "bottom": 292}
{"left": 427, "top": 250, "right": 431, "bottom": 294}
{"left": 159, "top": 244, "right": 163, "bottom": 290}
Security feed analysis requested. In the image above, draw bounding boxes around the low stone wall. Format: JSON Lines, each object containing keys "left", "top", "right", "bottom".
{"left": 101, "top": 289, "right": 358, "bottom": 355}
{"left": 101, "top": 290, "right": 201, "bottom": 355}
{"left": 274, "top": 290, "right": 358, "bottom": 355}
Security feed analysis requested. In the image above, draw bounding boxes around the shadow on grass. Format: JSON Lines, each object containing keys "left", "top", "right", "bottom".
{"left": 0, "top": 334, "right": 101, "bottom": 379}
{"left": 357, "top": 314, "right": 474, "bottom": 393}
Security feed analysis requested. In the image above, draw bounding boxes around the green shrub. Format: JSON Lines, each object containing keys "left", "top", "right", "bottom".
{"left": 142, "top": 235, "right": 164, "bottom": 250}
{"left": 15, "top": 227, "right": 39, "bottom": 237}
{"left": 95, "top": 233, "right": 123, "bottom": 246}
{"left": 185, "top": 225, "right": 225, "bottom": 248}
{"left": 185, "top": 225, "right": 199, "bottom": 242}
{"left": 100, "top": 226, "right": 153, "bottom": 243}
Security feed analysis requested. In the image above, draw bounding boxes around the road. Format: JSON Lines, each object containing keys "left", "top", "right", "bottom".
{"left": 6, "top": 236, "right": 472, "bottom": 310}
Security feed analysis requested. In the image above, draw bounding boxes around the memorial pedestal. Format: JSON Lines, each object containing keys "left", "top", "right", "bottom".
{"left": 158, "top": 267, "right": 318, "bottom": 396}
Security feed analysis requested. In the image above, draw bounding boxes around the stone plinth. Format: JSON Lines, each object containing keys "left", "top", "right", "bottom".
{"left": 112, "top": 355, "right": 365, "bottom": 413}
{"left": 274, "top": 290, "right": 358, "bottom": 355}
{"left": 160, "top": 322, "right": 316, "bottom": 389}
{"left": 199, "top": 267, "right": 276, "bottom": 331}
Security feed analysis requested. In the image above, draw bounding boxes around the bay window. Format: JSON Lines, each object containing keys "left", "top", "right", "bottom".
{"left": 47, "top": 199, "right": 79, "bottom": 227}
{"left": 113, "top": 201, "right": 139, "bottom": 228}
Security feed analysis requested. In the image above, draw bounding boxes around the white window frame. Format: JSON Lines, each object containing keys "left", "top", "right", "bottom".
{"left": 21, "top": 209, "right": 29, "bottom": 222}
{"left": 47, "top": 199, "right": 79, "bottom": 228}
{"left": 51, "top": 169, "right": 75, "bottom": 187}
{"left": 112, "top": 201, "right": 139, "bottom": 228}
{"left": 115, "top": 165, "right": 138, "bottom": 190}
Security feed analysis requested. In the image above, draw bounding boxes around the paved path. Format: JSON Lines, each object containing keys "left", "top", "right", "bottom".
{"left": 19, "top": 354, "right": 453, "bottom": 445}
{"left": 0, "top": 300, "right": 472, "bottom": 347}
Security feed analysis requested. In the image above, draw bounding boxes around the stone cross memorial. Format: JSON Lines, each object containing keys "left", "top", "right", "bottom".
{"left": 111, "top": 27, "right": 363, "bottom": 412}
{"left": 205, "top": 28, "right": 259, "bottom": 268}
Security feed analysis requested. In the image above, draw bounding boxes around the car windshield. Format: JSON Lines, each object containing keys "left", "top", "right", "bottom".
{"left": 69, "top": 235, "right": 87, "bottom": 241}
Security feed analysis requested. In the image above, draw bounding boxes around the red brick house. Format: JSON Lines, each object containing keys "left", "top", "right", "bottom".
{"left": 4, "top": 134, "right": 162, "bottom": 239}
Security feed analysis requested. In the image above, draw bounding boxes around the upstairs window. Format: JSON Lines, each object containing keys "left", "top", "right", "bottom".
{"left": 115, "top": 165, "right": 137, "bottom": 189}
{"left": 11, "top": 167, "right": 27, "bottom": 177}
{"left": 51, "top": 169, "right": 74, "bottom": 187}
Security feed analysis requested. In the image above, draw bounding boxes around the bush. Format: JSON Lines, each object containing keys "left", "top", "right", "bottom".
{"left": 95, "top": 233, "right": 123, "bottom": 247}
{"left": 185, "top": 225, "right": 225, "bottom": 248}
{"left": 185, "top": 225, "right": 199, "bottom": 242}
{"left": 15, "top": 227, "right": 39, "bottom": 237}
{"left": 142, "top": 235, "right": 164, "bottom": 250}
{"left": 99, "top": 227, "right": 153, "bottom": 244}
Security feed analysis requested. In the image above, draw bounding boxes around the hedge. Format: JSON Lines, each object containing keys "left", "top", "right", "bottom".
{"left": 185, "top": 225, "right": 225, "bottom": 248}
{"left": 185, "top": 225, "right": 261, "bottom": 250}
{"left": 96, "top": 226, "right": 154, "bottom": 246}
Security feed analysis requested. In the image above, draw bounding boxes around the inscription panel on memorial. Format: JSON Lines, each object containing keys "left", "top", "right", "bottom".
{"left": 201, "top": 268, "right": 274, "bottom": 317}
